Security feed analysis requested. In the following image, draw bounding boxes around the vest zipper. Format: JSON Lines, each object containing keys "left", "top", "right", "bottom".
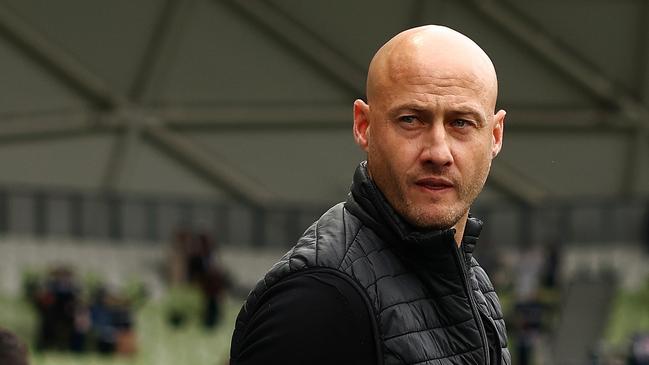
{"left": 455, "top": 246, "right": 490, "bottom": 365}
{"left": 480, "top": 310, "right": 502, "bottom": 364}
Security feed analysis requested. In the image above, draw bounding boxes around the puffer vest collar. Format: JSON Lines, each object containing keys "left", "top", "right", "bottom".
{"left": 345, "top": 161, "right": 483, "bottom": 261}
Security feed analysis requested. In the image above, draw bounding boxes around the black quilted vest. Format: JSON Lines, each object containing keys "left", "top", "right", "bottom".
{"left": 232, "top": 163, "right": 510, "bottom": 365}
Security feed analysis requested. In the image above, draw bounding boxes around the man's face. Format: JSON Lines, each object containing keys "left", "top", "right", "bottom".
{"left": 354, "top": 62, "right": 504, "bottom": 231}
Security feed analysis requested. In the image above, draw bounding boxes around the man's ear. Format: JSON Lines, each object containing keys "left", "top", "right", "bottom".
{"left": 353, "top": 99, "right": 371, "bottom": 152}
{"left": 491, "top": 109, "right": 506, "bottom": 158}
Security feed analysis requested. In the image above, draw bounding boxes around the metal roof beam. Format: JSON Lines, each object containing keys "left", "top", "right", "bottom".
{"left": 0, "top": 109, "right": 273, "bottom": 206}
{"left": 0, "top": 112, "right": 120, "bottom": 142}
{"left": 152, "top": 104, "right": 350, "bottom": 129}
{"left": 128, "top": 0, "right": 195, "bottom": 102}
{"left": 468, "top": 0, "right": 649, "bottom": 198}
{"left": 145, "top": 105, "right": 633, "bottom": 132}
{"left": 620, "top": 130, "right": 649, "bottom": 196}
{"left": 143, "top": 123, "right": 275, "bottom": 207}
{"left": 488, "top": 161, "right": 549, "bottom": 205}
{"left": 0, "top": 3, "right": 280, "bottom": 206}
{"left": 637, "top": 0, "right": 649, "bottom": 106}
{"left": 100, "top": 111, "right": 145, "bottom": 191}
{"left": 0, "top": 106, "right": 634, "bottom": 134}
{"left": 0, "top": 3, "right": 142, "bottom": 189}
{"left": 107, "top": 0, "right": 196, "bottom": 190}
{"left": 628, "top": 1, "right": 649, "bottom": 196}
{"left": 0, "top": 3, "right": 123, "bottom": 109}
{"left": 468, "top": 0, "right": 649, "bottom": 128}
{"left": 221, "top": 0, "right": 366, "bottom": 96}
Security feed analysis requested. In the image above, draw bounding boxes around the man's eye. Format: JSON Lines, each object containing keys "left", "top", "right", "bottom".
{"left": 399, "top": 115, "right": 417, "bottom": 123}
{"left": 451, "top": 119, "right": 471, "bottom": 128}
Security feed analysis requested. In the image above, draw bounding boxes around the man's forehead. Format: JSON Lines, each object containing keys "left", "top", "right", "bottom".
{"left": 367, "top": 26, "right": 498, "bottom": 108}
{"left": 386, "top": 63, "right": 488, "bottom": 88}
{"left": 375, "top": 65, "right": 494, "bottom": 110}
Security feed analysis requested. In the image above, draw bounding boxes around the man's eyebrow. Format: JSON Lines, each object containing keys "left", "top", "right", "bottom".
{"left": 453, "top": 105, "right": 487, "bottom": 122}
{"left": 453, "top": 104, "right": 483, "bottom": 116}
{"left": 390, "top": 103, "right": 429, "bottom": 113}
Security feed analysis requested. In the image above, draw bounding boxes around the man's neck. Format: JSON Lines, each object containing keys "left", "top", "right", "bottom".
{"left": 452, "top": 213, "right": 469, "bottom": 247}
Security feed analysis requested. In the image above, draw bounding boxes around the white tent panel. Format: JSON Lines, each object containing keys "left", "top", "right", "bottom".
{"left": 475, "top": 184, "right": 510, "bottom": 204}
{"left": 0, "top": 0, "right": 643, "bottom": 206}
{"left": 151, "top": 0, "right": 350, "bottom": 104}
{"left": 434, "top": 1, "right": 597, "bottom": 107}
{"left": 3, "top": 0, "right": 162, "bottom": 95}
{"left": 634, "top": 137, "right": 649, "bottom": 195}
{"left": 0, "top": 132, "right": 224, "bottom": 198}
{"left": 187, "top": 129, "right": 363, "bottom": 204}
{"left": 0, "top": 38, "right": 85, "bottom": 113}
{"left": 500, "top": 131, "right": 629, "bottom": 196}
{"left": 117, "top": 136, "right": 224, "bottom": 198}
{"left": 517, "top": 0, "right": 642, "bottom": 92}
{"left": 270, "top": 0, "right": 417, "bottom": 69}
{"left": 0, "top": 135, "right": 112, "bottom": 189}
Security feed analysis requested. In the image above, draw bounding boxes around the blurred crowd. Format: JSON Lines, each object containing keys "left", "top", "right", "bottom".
{"left": 1, "top": 226, "right": 230, "bottom": 361}
{"left": 23, "top": 266, "right": 140, "bottom": 355}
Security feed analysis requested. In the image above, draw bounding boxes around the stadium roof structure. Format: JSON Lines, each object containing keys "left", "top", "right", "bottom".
{"left": 0, "top": 0, "right": 647, "bottom": 208}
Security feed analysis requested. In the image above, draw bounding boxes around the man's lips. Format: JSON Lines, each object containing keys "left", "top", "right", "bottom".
{"left": 414, "top": 177, "right": 454, "bottom": 190}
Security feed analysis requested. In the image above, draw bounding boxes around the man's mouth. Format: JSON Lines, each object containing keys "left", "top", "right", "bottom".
{"left": 414, "top": 177, "right": 454, "bottom": 191}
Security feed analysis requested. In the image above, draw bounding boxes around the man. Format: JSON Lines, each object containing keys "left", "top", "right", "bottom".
{"left": 230, "top": 25, "right": 509, "bottom": 365}
{"left": 0, "top": 328, "right": 29, "bottom": 365}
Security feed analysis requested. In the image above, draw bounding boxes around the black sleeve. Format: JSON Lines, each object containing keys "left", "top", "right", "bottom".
{"left": 230, "top": 270, "right": 378, "bottom": 365}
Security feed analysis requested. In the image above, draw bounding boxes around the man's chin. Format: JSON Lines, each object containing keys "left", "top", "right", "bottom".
{"left": 405, "top": 213, "right": 458, "bottom": 232}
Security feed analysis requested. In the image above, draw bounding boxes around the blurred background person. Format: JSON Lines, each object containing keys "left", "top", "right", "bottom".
{"left": 0, "top": 327, "right": 29, "bottom": 365}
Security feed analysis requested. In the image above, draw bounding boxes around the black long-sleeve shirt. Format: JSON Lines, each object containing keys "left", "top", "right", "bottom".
{"left": 230, "top": 271, "right": 377, "bottom": 365}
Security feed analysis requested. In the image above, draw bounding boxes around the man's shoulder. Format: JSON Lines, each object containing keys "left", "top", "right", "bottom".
{"left": 469, "top": 256, "right": 495, "bottom": 292}
{"left": 290, "top": 202, "right": 373, "bottom": 264}
{"left": 247, "top": 203, "right": 365, "bottom": 292}
{"left": 231, "top": 204, "right": 383, "bottom": 365}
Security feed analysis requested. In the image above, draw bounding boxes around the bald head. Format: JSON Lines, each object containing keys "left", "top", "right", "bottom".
{"left": 367, "top": 25, "right": 498, "bottom": 111}
{"left": 352, "top": 25, "right": 506, "bottom": 238}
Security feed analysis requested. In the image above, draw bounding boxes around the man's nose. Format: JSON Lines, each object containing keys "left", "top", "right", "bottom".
{"left": 420, "top": 124, "right": 453, "bottom": 167}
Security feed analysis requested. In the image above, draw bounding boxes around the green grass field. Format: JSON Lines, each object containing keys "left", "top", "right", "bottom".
{"left": 604, "top": 280, "right": 649, "bottom": 348}
{"left": 1, "top": 278, "right": 647, "bottom": 364}
{"left": 0, "top": 294, "right": 241, "bottom": 365}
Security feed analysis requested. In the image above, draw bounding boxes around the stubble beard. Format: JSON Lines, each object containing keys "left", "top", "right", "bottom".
{"left": 393, "top": 167, "right": 489, "bottom": 231}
